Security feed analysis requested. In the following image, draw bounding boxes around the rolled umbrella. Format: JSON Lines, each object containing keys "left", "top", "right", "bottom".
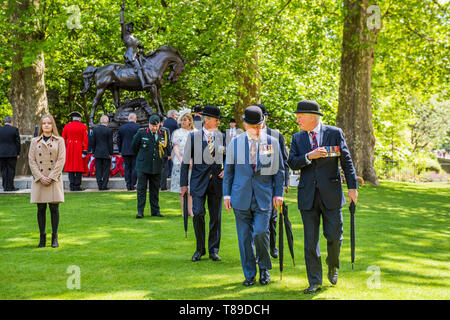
{"left": 183, "top": 193, "right": 188, "bottom": 239}
{"left": 282, "top": 202, "right": 295, "bottom": 267}
{"left": 349, "top": 201, "right": 356, "bottom": 269}
{"left": 278, "top": 205, "right": 284, "bottom": 280}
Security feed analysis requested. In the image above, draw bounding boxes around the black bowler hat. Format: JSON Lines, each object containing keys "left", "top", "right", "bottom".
{"left": 255, "top": 104, "right": 270, "bottom": 116}
{"left": 230, "top": 118, "right": 236, "bottom": 123}
{"left": 242, "top": 105, "right": 264, "bottom": 125}
{"left": 294, "top": 100, "right": 323, "bottom": 116}
{"left": 68, "top": 111, "right": 82, "bottom": 118}
{"left": 201, "top": 105, "right": 222, "bottom": 119}
{"left": 193, "top": 105, "right": 203, "bottom": 113}
{"left": 149, "top": 114, "right": 160, "bottom": 124}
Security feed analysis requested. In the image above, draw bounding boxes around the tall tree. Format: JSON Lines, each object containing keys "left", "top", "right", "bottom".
{"left": 7, "top": 0, "right": 49, "bottom": 135}
{"left": 337, "top": 0, "right": 380, "bottom": 185}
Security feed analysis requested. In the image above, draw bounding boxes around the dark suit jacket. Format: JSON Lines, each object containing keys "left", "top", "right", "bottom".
{"left": 91, "top": 125, "right": 113, "bottom": 159}
{"left": 266, "top": 127, "right": 289, "bottom": 188}
{"left": 180, "top": 129, "right": 225, "bottom": 197}
{"left": 163, "top": 117, "right": 179, "bottom": 135}
{"left": 0, "top": 124, "right": 21, "bottom": 158}
{"left": 117, "top": 121, "right": 141, "bottom": 156}
{"left": 288, "top": 125, "right": 358, "bottom": 211}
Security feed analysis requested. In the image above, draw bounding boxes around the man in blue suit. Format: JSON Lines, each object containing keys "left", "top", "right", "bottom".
{"left": 180, "top": 105, "right": 225, "bottom": 262}
{"left": 288, "top": 100, "right": 358, "bottom": 294}
{"left": 117, "top": 113, "right": 141, "bottom": 190}
{"left": 223, "top": 106, "right": 285, "bottom": 287}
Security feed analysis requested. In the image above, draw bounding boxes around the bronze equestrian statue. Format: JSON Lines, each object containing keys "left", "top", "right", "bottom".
{"left": 80, "top": 4, "right": 185, "bottom": 126}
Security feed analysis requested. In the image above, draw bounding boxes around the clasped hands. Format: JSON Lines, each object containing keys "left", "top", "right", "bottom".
{"left": 40, "top": 176, "right": 52, "bottom": 185}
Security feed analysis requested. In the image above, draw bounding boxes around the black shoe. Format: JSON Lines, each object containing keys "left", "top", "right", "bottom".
{"left": 243, "top": 277, "right": 256, "bottom": 287}
{"left": 303, "top": 284, "right": 322, "bottom": 294}
{"left": 38, "top": 233, "right": 46, "bottom": 248}
{"left": 209, "top": 253, "right": 222, "bottom": 261}
{"left": 259, "top": 269, "right": 271, "bottom": 285}
{"left": 151, "top": 213, "right": 164, "bottom": 217}
{"left": 270, "top": 247, "right": 279, "bottom": 259}
{"left": 191, "top": 251, "right": 205, "bottom": 262}
{"left": 328, "top": 267, "right": 338, "bottom": 285}
{"left": 103, "top": 187, "right": 110, "bottom": 191}
{"left": 51, "top": 233, "right": 59, "bottom": 248}
{"left": 136, "top": 213, "right": 144, "bottom": 219}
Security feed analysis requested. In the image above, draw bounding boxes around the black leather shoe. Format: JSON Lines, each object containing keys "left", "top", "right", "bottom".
{"left": 191, "top": 251, "right": 205, "bottom": 262}
{"left": 328, "top": 267, "right": 338, "bottom": 285}
{"left": 259, "top": 269, "right": 271, "bottom": 285}
{"left": 151, "top": 213, "right": 164, "bottom": 217}
{"left": 51, "top": 233, "right": 59, "bottom": 248}
{"left": 303, "top": 284, "right": 322, "bottom": 294}
{"left": 38, "top": 233, "right": 46, "bottom": 248}
{"left": 136, "top": 213, "right": 144, "bottom": 219}
{"left": 270, "top": 247, "right": 279, "bottom": 259}
{"left": 243, "top": 277, "right": 256, "bottom": 287}
{"left": 209, "top": 253, "right": 222, "bottom": 261}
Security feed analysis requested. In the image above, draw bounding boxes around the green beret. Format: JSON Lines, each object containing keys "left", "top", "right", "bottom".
{"left": 149, "top": 115, "right": 160, "bottom": 125}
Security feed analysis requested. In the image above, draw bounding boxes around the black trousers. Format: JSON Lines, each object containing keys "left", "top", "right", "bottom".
{"left": 192, "top": 181, "right": 222, "bottom": 254}
{"left": 160, "top": 158, "right": 169, "bottom": 190}
{"left": 37, "top": 203, "right": 60, "bottom": 234}
{"left": 137, "top": 172, "right": 161, "bottom": 215}
{"left": 95, "top": 158, "right": 111, "bottom": 190}
{"left": 300, "top": 188, "right": 343, "bottom": 286}
{"left": 68, "top": 172, "right": 83, "bottom": 191}
{"left": 0, "top": 157, "right": 17, "bottom": 191}
{"left": 122, "top": 155, "right": 137, "bottom": 189}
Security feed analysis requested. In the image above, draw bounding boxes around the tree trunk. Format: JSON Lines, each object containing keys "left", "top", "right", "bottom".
{"left": 337, "top": 0, "right": 380, "bottom": 186}
{"left": 8, "top": 0, "right": 49, "bottom": 175}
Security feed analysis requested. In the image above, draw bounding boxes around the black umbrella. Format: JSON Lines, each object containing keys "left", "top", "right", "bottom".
{"left": 349, "top": 201, "right": 356, "bottom": 269}
{"left": 183, "top": 193, "right": 188, "bottom": 239}
{"left": 278, "top": 205, "right": 284, "bottom": 280}
{"left": 282, "top": 202, "right": 295, "bottom": 267}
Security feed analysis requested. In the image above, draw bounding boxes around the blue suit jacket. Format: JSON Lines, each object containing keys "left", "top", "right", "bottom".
{"left": 117, "top": 121, "right": 141, "bottom": 156}
{"left": 288, "top": 125, "right": 358, "bottom": 211}
{"left": 223, "top": 133, "right": 285, "bottom": 211}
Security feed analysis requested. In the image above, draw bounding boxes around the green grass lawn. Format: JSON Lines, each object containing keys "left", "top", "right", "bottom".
{"left": 0, "top": 181, "right": 449, "bottom": 300}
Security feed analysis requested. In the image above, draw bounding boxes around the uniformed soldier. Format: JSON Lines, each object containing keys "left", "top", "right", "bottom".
{"left": 132, "top": 115, "right": 169, "bottom": 218}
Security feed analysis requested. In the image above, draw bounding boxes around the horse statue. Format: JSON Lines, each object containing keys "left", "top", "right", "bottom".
{"left": 81, "top": 45, "right": 185, "bottom": 125}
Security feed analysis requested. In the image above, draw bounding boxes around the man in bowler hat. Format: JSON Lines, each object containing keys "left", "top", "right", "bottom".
{"left": 0, "top": 116, "right": 21, "bottom": 191}
{"left": 91, "top": 115, "right": 113, "bottom": 190}
{"left": 180, "top": 105, "right": 225, "bottom": 262}
{"left": 62, "top": 111, "right": 88, "bottom": 191}
{"left": 132, "top": 115, "right": 169, "bottom": 218}
{"left": 223, "top": 105, "right": 285, "bottom": 286}
{"left": 288, "top": 100, "right": 358, "bottom": 294}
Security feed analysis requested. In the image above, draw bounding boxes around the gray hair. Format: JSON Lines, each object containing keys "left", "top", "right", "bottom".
{"left": 100, "top": 115, "right": 109, "bottom": 125}
{"left": 4, "top": 116, "right": 12, "bottom": 124}
{"left": 167, "top": 110, "right": 179, "bottom": 118}
{"left": 128, "top": 112, "right": 137, "bottom": 121}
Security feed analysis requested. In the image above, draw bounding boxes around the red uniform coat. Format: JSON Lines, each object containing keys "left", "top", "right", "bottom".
{"left": 62, "top": 121, "right": 88, "bottom": 172}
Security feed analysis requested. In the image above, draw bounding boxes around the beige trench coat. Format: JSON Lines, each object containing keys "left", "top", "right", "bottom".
{"left": 28, "top": 134, "right": 66, "bottom": 203}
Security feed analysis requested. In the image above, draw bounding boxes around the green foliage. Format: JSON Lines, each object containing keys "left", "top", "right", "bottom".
{"left": 0, "top": 0, "right": 448, "bottom": 177}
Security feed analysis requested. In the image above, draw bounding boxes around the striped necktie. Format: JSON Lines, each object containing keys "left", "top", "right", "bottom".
{"left": 207, "top": 133, "right": 214, "bottom": 157}
{"left": 310, "top": 131, "right": 318, "bottom": 150}
{"left": 250, "top": 139, "right": 257, "bottom": 172}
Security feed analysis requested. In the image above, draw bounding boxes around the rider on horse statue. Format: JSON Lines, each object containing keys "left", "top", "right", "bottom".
{"left": 120, "top": 4, "right": 150, "bottom": 90}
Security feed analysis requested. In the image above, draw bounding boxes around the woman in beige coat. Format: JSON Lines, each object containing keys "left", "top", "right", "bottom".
{"left": 29, "top": 114, "right": 66, "bottom": 248}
